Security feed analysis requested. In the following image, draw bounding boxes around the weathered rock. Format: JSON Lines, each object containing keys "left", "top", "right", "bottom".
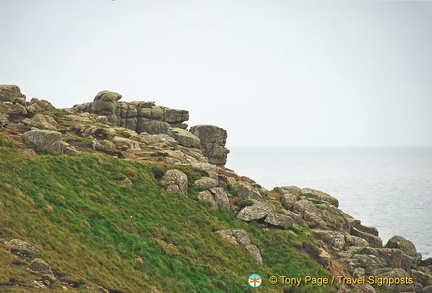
{"left": 163, "top": 108, "right": 189, "bottom": 124}
{"left": 162, "top": 169, "right": 188, "bottom": 195}
{"left": 385, "top": 235, "right": 418, "bottom": 257}
{"left": 237, "top": 201, "right": 275, "bottom": 221}
{"left": 193, "top": 177, "right": 218, "bottom": 190}
{"left": 72, "top": 102, "right": 93, "bottom": 113}
{"left": 190, "top": 125, "right": 229, "bottom": 166}
{"left": 374, "top": 248, "right": 411, "bottom": 271}
{"left": 0, "top": 85, "right": 25, "bottom": 103}
{"left": 198, "top": 190, "right": 217, "bottom": 209}
{"left": 351, "top": 227, "right": 382, "bottom": 248}
{"left": 27, "top": 98, "right": 55, "bottom": 114}
{"left": 23, "top": 114, "right": 58, "bottom": 130}
{"left": 22, "top": 130, "right": 62, "bottom": 154}
{"left": 232, "top": 230, "right": 252, "bottom": 246}
{"left": 424, "top": 285, "right": 432, "bottom": 293}
{"left": 345, "top": 234, "right": 369, "bottom": 247}
{"left": 113, "top": 136, "right": 140, "bottom": 151}
{"left": 137, "top": 119, "right": 170, "bottom": 134}
{"left": 373, "top": 268, "right": 415, "bottom": 292}
{"left": 264, "top": 213, "right": 294, "bottom": 229}
{"left": 351, "top": 254, "right": 384, "bottom": 271}
{"left": 168, "top": 128, "right": 201, "bottom": 148}
{"left": 301, "top": 188, "right": 339, "bottom": 207}
{"left": 412, "top": 269, "right": 432, "bottom": 287}
{"left": 6, "top": 239, "right": 40, "bottom": 254}
{"left": 137, "top": 106, "right": 164, "bottom": 120}
{"left": 93, "top": 91, "right": 122, "bottom": 115}
{"left": 209, "top": 187, "right": 230, "bottom": 210}
{"left": 120, "top": 178, "right": 134, "bottom": 187}
{"left": 96, "top": 115, "right": 108, "bottom": 124}
{"left": 0, "top": 101, "right": 28, "bottom": 116}
{"left": 245, "top": 244, "right": 263, "bottom": 266}
{"left": 217, "top": 230, "right": 239, "bottom": 245}
{"left": 233, "top": 182, "right": 262, "bottom": 201}
{"left": 313, "top": 230, "right": 346, "bottom": 250}
{"left": 353, "top": 221, "right": 379, "bottom": 236}
{"left": 0, "top": 113, "right": 9, "bottom": 127}
{"left": 274, "top": 187, "right": 299, "bottom": 210}
{"left": 29, "top": 258, "right": 54, "bottom": 277}
{"left": 117, "top": 102, "right": 138, "bottom": 118}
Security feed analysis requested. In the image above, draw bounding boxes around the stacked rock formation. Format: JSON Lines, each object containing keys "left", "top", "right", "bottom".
{"left": 72, "top": 91, "right": 229, "bottom": 166}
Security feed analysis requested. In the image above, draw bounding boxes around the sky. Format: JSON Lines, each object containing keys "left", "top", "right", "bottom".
{"left": 1, "top": 0, "right": 432, "bottom": 147}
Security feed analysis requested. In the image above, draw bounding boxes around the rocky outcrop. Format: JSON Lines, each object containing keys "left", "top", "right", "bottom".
{"left": 168, "top": 128, "right": 201, "bottom": 148}
{"left": 0, "top": 85, "right": 26, "bottom": 104}
{"left": 22, "top": 129, "right": 62, "bottom": 154}
{"left": 236, "top": 201, "right": 275, "bottom": 221}
{"left": 189, "top": 125, "right": 229, "bottom": 166}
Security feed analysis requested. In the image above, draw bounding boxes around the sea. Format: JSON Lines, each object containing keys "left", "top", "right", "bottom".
{"left": 225, "top": 147, "right": 432, "bottom": 259}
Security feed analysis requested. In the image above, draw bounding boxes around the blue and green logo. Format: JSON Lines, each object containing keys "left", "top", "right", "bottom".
{"left": 248, "top": 274, "right": 262, "bottom": 288}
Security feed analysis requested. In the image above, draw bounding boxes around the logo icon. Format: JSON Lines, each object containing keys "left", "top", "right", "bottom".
{"left": 248, "top": 274, "right": 262, "bottom": 288}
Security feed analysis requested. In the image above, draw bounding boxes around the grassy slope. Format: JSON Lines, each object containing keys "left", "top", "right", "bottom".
{"left": 0, "top": 133, "right": 338, "bottom": 293}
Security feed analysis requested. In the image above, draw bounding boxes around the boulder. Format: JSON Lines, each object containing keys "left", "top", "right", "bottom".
{"left": 274, "top": 187, "right": 299, "bottom": 210}
{"left": 198, "top": 190, "right": 217, "bottom": 210}
{"left": 6, "top": 239, "right": 40, "bottom": 254}
{"left": 190, "top": 125, "right": 229, "bottom": 166}
{"left": 162, "top": 169, "right": 188, "bottom": 195}
{"left": 301, "top": 188, "right": 339, "bottom": 207}
{"left": 375, "top": 248, "right": 411, "bottom": 271}
{"left": 217, "top": 230, "right": 262, "bottom": 265}
{"left": 232, "top": 230, "right": 252, "bottom": 246}
{"left": 264, "top": 213, "right": 294, "bottom": 229}
{"left": 137, "top": 119, "right": 170, "bottom": 134}
{"left": 385, "top": 235, "right": 418, "bottom": 258}
{"left": 22, "top": 130, "right": 62, "bottom": 154}
{"left": 209, "top": 187, "right": 230, "bottom": 210}
{"left": 193, "top": 177, "right": 218, "bottom": 190}
{"left": 237, "top": 201, "right": 275, "bottom": 221}
{"left": 0, "top": 85, "right": 25, "bottom": 103}
{"left": 120, "top": 178, "right": 134, "bottom": 187}
{"left": 168, "top": 128, "right": 201, "bottom": 148}
{"left": 29, "top": 258, "right": 54, "bottom": 278}
{"left": 93, "top": 91, "right": 122, "bottom": 115}
{"left": 116, "top": 102, "right": 137, "bottom": 118}
{"left": 233, "top": 182, "right": 262, "bottom": 201}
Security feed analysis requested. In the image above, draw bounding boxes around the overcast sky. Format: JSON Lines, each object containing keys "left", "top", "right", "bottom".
{"left": 1, "top": 0, "right": 432, "bottom": 147}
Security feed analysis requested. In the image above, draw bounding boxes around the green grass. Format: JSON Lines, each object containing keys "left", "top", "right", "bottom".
{"left": 0, "top": 133, "right": 338, "bottom": 292}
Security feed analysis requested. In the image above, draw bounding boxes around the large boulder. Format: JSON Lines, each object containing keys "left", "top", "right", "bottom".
{"left": 93, "top": 91, "right": 122, "bottom": 115}
{"left": 385, "top": 235, "right": 418, "bottom": 258}
{"left": 162, "top": 169, "right": 188, "bottom": 195}
{"left": 0, "top": 85, "right": 25, "bottom": 103}
{"left": 22, "top": 130, "right": 62, "bottom": 154}
{"left": 137, "top": 106, "right": 164, "bottom": 120}
{"left": 209, "top": 187, "right": 230, "bottom": 210}
{"left": 190, "top": 125, "right": 229, "bottom": 166}
{"left": 237, "top": 201, "right": 275, "bottom": 221}
{"left": 264, "top": 213, "right": 294, "bottom": 229}
{"left": 233, "top": 182, "right": 262, "bottom": 201}
{"left": 168, "top": 128, "right": 201, "bottom": 148}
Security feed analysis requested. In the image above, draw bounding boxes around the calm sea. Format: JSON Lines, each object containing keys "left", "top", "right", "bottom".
{"left": 226, "top": 147, "right": 432, "bottom": 259}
